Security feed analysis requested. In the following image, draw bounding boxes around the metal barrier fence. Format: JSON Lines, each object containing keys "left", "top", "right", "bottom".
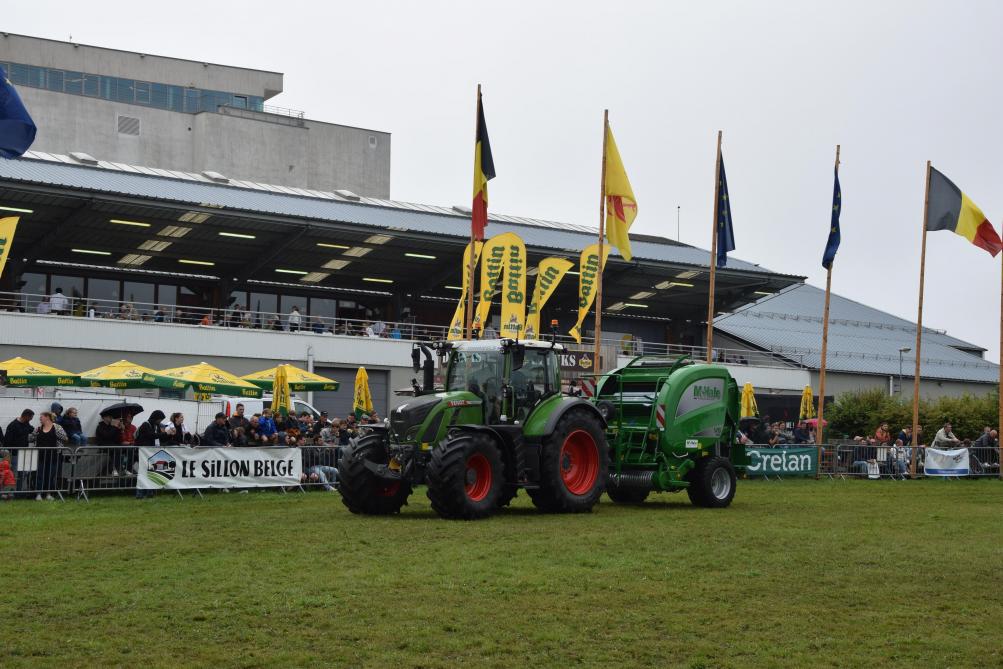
{"left": 817, "top": 444, "right": 1002, "bottom": 479}
{"left": 0, "top": 444, "right": 350, "bottom": 501}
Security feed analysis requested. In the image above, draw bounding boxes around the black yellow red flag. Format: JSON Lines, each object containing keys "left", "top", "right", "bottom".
{"left": 472, "top": 91, "right": 496, "bottom": 241}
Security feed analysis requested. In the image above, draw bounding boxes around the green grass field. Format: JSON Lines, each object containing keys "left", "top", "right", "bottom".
{"left": 2, "top": 480, "right": 1001, "bottom": 668}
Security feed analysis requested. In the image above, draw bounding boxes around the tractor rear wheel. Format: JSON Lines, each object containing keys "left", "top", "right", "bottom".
{"left": 528, "top": 410, "right": 608, "bottom": 513}
{"left": 426, "top": 432, "right": 504, "bottom": 520}
{"left": 339, "top": 434, "right": 412, "bottom": 515}
{"left": 686, "top": 456, "right": 737, "bottom": 508}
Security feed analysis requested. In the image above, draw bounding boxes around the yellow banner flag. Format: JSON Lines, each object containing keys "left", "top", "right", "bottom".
{"left": 354, "top": 366, "right": 374, "bottom": 419}
{"left": 499, "top": 235, "right": 526, "bottom": 338}
{"left": 525, "top": 257, "right": 573, "bottom": 339}
{"left": 272, "top": 364, "right": 292, "bottom": 417}
{"left": 568, "top": 243, "right": 611, "bottom": 343}
{"left": 447, "top": 241, "right": 483, "bottom": 340}
{"left": 0, "top": 216, "right": 20, "bottom": 279}
{"left": 473, "top": 232, "right": 520, "bottom": 333}
{"left": 604, "top": 123, "right": 638, "bottom": 261}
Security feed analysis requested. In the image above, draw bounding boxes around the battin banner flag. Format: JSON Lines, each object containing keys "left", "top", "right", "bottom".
{"left": 569, "top": 243, "right": 611, "bottom": 343}
{"left": 524, "top": 257, "right": 573, "bottom": 339}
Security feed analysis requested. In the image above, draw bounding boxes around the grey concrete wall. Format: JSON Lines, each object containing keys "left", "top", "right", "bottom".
{"left": 0, "top": 33, "right": 282, "bottom": 97}
{"left": 19, "top": 88, "right": 391, "bottom": 197}
{"left": 809, "top": 370, "right": 994, "bottom": 400}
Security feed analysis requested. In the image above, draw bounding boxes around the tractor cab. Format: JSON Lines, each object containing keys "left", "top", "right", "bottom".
{"left": 444, "top": 339, "right": 563, "bottom": 424}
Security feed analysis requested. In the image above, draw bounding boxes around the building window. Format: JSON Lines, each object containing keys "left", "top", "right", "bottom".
{"left": 134, "top": 81, "right": 151, "bottom": 104}
{"left": 123, "top": 281, "right": 155, "bottom": 309}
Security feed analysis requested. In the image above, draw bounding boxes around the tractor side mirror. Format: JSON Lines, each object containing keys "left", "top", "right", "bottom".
{"left": 411, "top": 346, "right": 421, "bottom": 373}
{"left": 512, "top": 346, "right": 525, "bottom": 372}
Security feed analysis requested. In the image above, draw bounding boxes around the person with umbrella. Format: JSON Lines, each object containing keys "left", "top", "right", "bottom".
{"left": 96, "top": 402, "right": 143, "bottom": 476}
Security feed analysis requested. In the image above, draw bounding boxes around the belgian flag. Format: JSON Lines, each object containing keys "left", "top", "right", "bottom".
{"left": 471, "top": 90, "right": 496, "bottom": 241}
{"left": 926, "top": 167, "right": 1002, "bottom": 256}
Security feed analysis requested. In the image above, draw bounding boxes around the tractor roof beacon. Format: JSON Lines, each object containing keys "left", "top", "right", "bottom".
{"left": 594, "top": 355, "right": 749, "bottom": 508}
{"left": 338, "top": 336, "right": 609, "bottom": 520}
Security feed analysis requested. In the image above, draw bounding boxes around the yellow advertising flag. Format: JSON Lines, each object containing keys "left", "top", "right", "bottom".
{"left": 473, "top": 232, "right": 521, "bottom": 333}
{"left": 525, "top": 257, "right": 573, "bottom": 339}
{"left": 354, "top": 366, "right": 374, "bottom": 419}
{"left": 568, "top": 243, "right": 611, "bottom": 343}
{"left": 0, "top": 216, "right": 20, "bottom": 279}
{"left": 499, "top": 235, "right": 527, "bottom": 338}
{"left": 447, "top": 241, "right": 483, "bottom": 340}
{"left": 603, "top": 123, "right": 638, "bottom": 261}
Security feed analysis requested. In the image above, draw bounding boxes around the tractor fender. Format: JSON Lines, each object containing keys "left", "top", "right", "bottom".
{"left": 526, "top": 397, "right": 607, "bottom": 439}
{"left": 442, "top": 424, "right": 507, "bottom": 449}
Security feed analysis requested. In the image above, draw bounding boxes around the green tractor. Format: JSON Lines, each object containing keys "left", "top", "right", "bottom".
{"left": 338, "top": 338, "right": 609, "bottom": 520}
{"left": 593, "top": 356, "right": 748, "bottom": 507}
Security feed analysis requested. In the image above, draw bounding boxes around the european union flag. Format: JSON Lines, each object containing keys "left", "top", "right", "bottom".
{"left": 822, "top": 166, "right": 841, "bottom": 269}
{"left": 0, "top": 66, "right": 37, "bottom": 159}
{"left": 716, "top": 154, "right": 735, "bottom": 268}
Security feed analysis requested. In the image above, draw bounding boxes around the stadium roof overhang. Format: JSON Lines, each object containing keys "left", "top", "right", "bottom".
{"left": 0, "top": 155, "right": 803, "bottom": 322}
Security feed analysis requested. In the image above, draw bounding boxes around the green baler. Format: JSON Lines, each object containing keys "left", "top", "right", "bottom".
{"left": 594, "top": 356, "right": 748, "bottom": 507}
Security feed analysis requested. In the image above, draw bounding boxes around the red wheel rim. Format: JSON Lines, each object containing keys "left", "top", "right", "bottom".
{"left": 375, "top": 480, "right": 400, "bottom": 497}
{"left": 559, "top": 430, "right": 599, "bottom": 495}
{"left": 465, "top": 452, "right": 492, "bottom": 502}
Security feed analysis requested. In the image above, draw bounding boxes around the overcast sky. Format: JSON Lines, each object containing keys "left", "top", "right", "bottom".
{"left": 8, "top": 0, "right": 1003, "bottom": 360}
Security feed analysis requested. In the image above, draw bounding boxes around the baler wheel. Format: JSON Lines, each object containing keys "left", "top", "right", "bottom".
{"left": 686, "top": 456, "right": 737, "bottom": 508}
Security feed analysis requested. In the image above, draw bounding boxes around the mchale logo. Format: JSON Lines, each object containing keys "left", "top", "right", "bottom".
{"left": 693, "top": 385, "right": 721, "bottom": 400}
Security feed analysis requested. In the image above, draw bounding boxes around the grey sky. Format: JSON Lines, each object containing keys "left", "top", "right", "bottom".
{"left": 8, "top": 0, "right": 1003, "bottom": 360}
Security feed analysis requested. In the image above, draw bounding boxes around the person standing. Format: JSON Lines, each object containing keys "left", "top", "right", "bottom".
{"left": 5, "top": 409, "right": 35, "bottom": 488}
{"left": 874, "top": 422, "right": 891, "bottom": 445}
{"left": 134, "top": 411, "right": 167, "bottom": 498}
{"left": 288, "top": 306, "right": 302, "bottom": 332}
{"left": 49, "top": 287, "right": 69, "bottom": 315}
{"left": 29, "top": 412, "right": 67, "bottom": 500}
{"left": 228, "top": 404, "right": 251, "bottom": 433}
{"left": 95, "top": 413, "right": 123, "bottom": 476}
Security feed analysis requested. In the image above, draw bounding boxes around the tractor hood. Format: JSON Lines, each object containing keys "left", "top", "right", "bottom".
{"left": 389, "top": 391, "right": 482, "bottom": 443}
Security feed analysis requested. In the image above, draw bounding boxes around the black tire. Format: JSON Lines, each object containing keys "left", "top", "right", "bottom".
{"left": 606, "top": 480, "right": 650, "bottom": 505}
{"left": 426, "top": 432, "right": 504, "bottom": 520}
{"left": 497, "top": 484, "right": 518, "bottom": 508}
{"left": 339, "top": 434, "right": 412, "bottom": 515}
{"left": 595, "top": 400, "right": 617, "bottom": 424}
{"left": 528, "top": 409, "right": 608, "bottom": 513}
{"left": 686, "top": 456, "right": 737, "bottom": 508}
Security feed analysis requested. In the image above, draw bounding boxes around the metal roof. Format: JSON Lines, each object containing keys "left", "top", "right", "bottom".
{"left": 0, "top": 152, "right": 789, "bottom": 277}
{"left": 715, "top": 284, "right": 997, "bottom": 383}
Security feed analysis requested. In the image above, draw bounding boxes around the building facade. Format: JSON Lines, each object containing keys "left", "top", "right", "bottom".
{"left": 0, "top": 33, "right": 391, "bottom": 197}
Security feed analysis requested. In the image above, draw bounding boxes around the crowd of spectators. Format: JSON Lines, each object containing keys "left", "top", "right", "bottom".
{"left": 0, "top": 400, "right": 384, "bottom": 500}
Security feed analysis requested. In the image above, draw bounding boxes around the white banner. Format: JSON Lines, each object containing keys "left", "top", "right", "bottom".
{"left": 924, "top": 448, "right": 970, "bottom": 477}
{"left": 137, "top": 447, "right": 302, "bottom": 490}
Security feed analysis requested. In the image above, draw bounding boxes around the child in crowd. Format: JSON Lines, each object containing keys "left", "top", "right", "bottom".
{"left": 257, "top": 409, "right": 277, "bottom": 442}
{"left": 0, "top": 450, "right": 15, "bottom": 500}
{"left": 61, "top": 407, "right": 86, "bottom": 445}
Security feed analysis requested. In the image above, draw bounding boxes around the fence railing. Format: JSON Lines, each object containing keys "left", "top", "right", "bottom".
{"left": 0, "top": 291, "right": 802, "bottom": 370}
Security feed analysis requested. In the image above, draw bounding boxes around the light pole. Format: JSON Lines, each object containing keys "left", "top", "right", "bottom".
{"left": 677, "top": 205, "right": 681, "bottom": 241}
{"left": 898, "top": 346, "right": 911, "bottom": 396}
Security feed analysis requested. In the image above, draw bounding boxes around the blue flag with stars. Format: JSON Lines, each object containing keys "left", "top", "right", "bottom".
{"left": 0, "top": 65, "right": 37, "bottom": 159}
{"left": 822, "top": 166, "right": 841, "bottom": 269}
{"left": 716, "top": 154, "right": 735, "bottom": 268}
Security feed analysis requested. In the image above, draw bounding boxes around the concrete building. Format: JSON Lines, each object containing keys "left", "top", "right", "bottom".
{"left": 0, "top": 33, "right": 390, "bottom": 197}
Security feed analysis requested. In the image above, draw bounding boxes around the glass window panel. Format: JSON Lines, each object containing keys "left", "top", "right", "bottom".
{"left": 17, "top": 272, "right": 47, "bottom": 311}
{"left": 83, "top": 74, "right": 99, "bottom": 97}
{"left": 309, "top": 298, "right": 337, "bottom": 318}
{"left": 64, "top": 71, "right": 83, "bottom": 95}
{"left": 168, "top": 85, "right": 183, "bottom": 111}
{"left": 46, "top": 69, "right": 63, "bottom": 92}
{"left": 86, "top": 278, "right": 119, "bottom": 316}
{"left": 150, "top": 83, "right": 169, "bottom": 109}
{"left": 157, "top": 284, "right": 177, "bottom": 306}
{"left": 123, "top": 281, "right": 155, "bottom": 310}
{"left": 134, "top": 81, "right": 151, "bottom": 104}
{"left": 113, "top": 77, "right": 135, "bottom": 103}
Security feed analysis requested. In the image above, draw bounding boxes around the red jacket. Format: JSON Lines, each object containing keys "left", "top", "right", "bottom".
{"left": 121, "top": 424, "right": 137, "bottom": 446}
{"left": 0, "top": 460, "right": 15, "bottom": 487}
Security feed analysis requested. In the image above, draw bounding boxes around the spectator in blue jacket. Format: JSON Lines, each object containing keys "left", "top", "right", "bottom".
{"left": 257, "top": 409, "right": 277, "bottom": 440}
{"left": 60, "top": 407, "right": 85, "bottom": 445}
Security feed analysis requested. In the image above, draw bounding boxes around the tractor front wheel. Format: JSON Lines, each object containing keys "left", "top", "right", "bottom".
{"left": 339, "top": 434, "right": 413, "bottom": 515}
{"left": 529, "top": 410, "right": 608, "bottom": 513}
{"left": 426, "top": 432, "right": 504, "bottom": 520}
{"left": 686, "top": 456, "right": 737, "bottom": 508}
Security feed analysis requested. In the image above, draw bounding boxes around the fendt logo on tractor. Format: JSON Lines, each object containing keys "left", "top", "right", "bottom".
{"left": 693, "top": 384, "right": 722, "bottom": 400}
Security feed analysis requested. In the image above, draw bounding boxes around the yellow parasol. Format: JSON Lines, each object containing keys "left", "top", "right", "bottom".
{"left": 142, "top": 362, "right": 262, "bottom": 398}
{"left": 353, "top": 366, "right": 374, "bottom": 419}
{"left": 272, "top": 364, "right": 293, "bottom": 417}
{"left": 79, "top": 359, "right": 159, "bottom": 389}
{"left": 242, "top": 364, "right": 340, "bottom": 392}
{"left": 0, "top": 357, "right": 82, "bottom": 387}
{"left": 799, "top": 385, "right": 816, "bottom": 420}
{"left": 740, "top": 382, "right": 758, "bottom": 417}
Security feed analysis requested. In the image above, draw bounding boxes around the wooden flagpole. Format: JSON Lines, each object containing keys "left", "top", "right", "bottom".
{"left": 593, "top": 110, "right": 609, "bottom": 368}
{"left": 817, "top": 144, "right": 839, "bottom": 461}
{"left": 706, "top": 130, "right": 723, "bottom": 363}
{"left": 910, "top": 160, "right": 932, "bottom": 477}
{"left": 465, "top": 84, "right": 480, "bottom": 339}
{"left": 998, "top": 251, "right": 1003, "bottom": 479}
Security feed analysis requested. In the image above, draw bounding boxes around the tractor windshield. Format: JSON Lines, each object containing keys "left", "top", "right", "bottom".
{"left": 445, "top": 349, "right": 505, "bottom": 394}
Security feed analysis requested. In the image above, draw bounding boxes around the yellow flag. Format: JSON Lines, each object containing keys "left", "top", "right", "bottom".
{"left": 354, "top": 367, "right": 374, "bottom": 419}
{"left": 499, "top": 235, "right": 526, "bottom": 338}
{"left": 447, "top": 241, "right": 483, "bottom": 340}
{"left": 473, "top": 232, "right": 520, "bottom": 333}
{"left": 603, "top": 123, "right": 638, "bottom": 261}
{"left": 273, "top": 364, "right": 292, "bottom": 417}
{"left": 525, "top": 257, "right": 573, "bottom": 339}
{"left": 0, "top": 216, "right": 20, "bottom": 279}
{"left": 568, "top": 244, "right": 611, "bottom": 343}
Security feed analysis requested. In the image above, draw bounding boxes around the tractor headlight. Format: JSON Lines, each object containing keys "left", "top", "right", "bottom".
{"left": 405, "top": 425, "right": 420, "bottom": 441}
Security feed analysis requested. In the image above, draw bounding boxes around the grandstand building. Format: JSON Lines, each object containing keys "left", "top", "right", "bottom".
{"left": 0, "top": 35, "right": 995, "bottom": 419}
